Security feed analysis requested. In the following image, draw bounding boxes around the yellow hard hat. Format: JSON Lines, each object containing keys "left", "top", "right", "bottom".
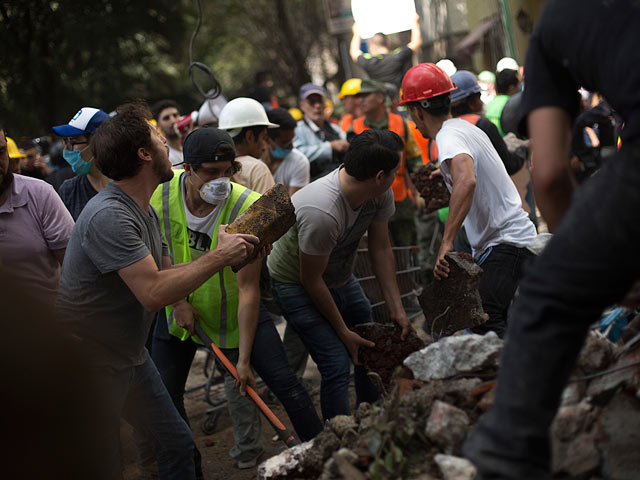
{"left": 288, "top": 107, "right": 303, "bottom": 121}
{"left": 338, "top": 78, "right": 362, "bottom": 98}
{"left": 6, "top": 137, "right": 25, "bottom": 159}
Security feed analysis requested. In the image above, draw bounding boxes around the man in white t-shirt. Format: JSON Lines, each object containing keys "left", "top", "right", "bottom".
{"left": 267, "top": 130, "right": 411, "bottom": 420}
{"left": 401, "top": 63, "right": 536, "bottom": 337}
{"left": 264, "top": 108, "right": 310, "bottom": 196}
{"left": 218, "top": 97, "right": 276, "bottom": 194}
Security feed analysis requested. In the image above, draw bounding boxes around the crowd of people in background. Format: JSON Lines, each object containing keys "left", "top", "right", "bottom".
{"left": 1, "top": 2, "right": 631, "bottom": 478}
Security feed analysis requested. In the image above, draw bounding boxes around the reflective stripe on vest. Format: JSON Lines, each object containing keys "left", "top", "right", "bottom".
{"left": 352, "top": 113, "right": 408, "bottom": 202}
{"left": 150, "top": 171, "right": 260, "bottom": 347}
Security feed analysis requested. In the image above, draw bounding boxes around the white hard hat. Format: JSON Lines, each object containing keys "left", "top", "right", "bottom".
{"left": 435, "top": 59, "right": 457, "bottom": 77}
{"left": 218, "top": 97, "right": 279, "bottom": 137}
{"left": 496, "top": 57, "right": 519, "bottom": 73}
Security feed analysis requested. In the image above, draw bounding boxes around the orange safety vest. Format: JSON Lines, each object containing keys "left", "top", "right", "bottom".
{"left": 408, "top": 120, "right": 438, "bottom": 165}
{"left": 340, "top": 113, "right": 354, "bottom": 132}
{"left": 352, "top": 112, "right": 408, "bottom": 202}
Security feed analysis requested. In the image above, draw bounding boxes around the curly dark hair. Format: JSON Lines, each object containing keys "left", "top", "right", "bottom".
{"left": 91, "top": 102, "right": 154, "bottom": 181}
{"left": 344, "top": 129, "right": 403, "bottom": 181}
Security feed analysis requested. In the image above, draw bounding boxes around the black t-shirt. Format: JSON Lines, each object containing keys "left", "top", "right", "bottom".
{"left": 475, "top": 117, "right": 524, "bottom": 176}
{"left": 58, "top": 174, "right": 98, "bottom": 221}
{"left": 521, "top": 0, "right": 640, "bottom": 142}
{"left": 357, "top": 46, "right": 413, "bottom": 88}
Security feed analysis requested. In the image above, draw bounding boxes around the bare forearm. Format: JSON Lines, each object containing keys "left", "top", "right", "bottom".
{"left": 350, "top": 26, "right": 362, "bottom": 60}
{"left": 237, "top": 290, "right": 260, "bottom": 366}
{"left": 370, "top": 246, "right": 404, "bottom": 316}
{"left": 528, "top": 107, "right": 574, "bottom": 232}
{"left": 149, "top": 250, "right": 230, "bottom": 310}
{"left": 443, "top": 182, "right": 474, "bottom": 245}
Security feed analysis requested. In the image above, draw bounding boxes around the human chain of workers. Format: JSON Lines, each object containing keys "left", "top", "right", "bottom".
{"left": 1, "top": 1, "right": 637, "bottom": 478}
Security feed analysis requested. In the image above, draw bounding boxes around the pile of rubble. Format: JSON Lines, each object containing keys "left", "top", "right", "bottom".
{"left": 259, "top": 326, "right": 640, "bottom": 479}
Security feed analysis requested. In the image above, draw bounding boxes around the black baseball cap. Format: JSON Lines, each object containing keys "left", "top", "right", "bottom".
{"left": 182, "top": 128, "right": 236, "bottom": 165}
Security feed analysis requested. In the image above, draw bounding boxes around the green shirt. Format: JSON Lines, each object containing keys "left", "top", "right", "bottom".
{"left": 485, "top": 94, "right": 510, "bottom": 137}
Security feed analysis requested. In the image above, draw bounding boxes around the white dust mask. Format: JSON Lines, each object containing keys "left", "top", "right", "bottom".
{"left": 196, "top": 175, "right": 231, "bottom": 205}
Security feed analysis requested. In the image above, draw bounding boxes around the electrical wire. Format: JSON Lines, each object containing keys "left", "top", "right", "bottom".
{"left": 188, "top": 0, "right": 221, "bottom": 101}
{"left": 568, "top": 359, "right": 640, "bottom": 383}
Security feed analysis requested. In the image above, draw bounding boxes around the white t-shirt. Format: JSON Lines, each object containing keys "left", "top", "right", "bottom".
{"left": 169, "top": 146, "right": 184, "bottom": 167}
{"left": 436, "top": 118, "right": 536, "bottom": 258}
{"left": 180, "top": 174, "right": 223, "bottom": 260}
{"left": 272, "top": 148, "right": 310, "bottom": 189}
{"left": 232, "top": 155, "right": 275, "bottom": 194}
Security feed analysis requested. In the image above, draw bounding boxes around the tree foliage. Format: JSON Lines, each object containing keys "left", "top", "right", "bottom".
{"left": 0, "top": 0, "right": 340, "bottom": 137}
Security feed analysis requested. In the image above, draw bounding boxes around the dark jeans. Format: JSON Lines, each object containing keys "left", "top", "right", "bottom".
{"left": 473, "top": 243, "right": 534, "bottom": 337}
{"left": 463, "top": 144, "right": 640, "bottom": 478}
{"left": 96, "top": 355, "right": 195, "bottom": 480}
{"left": 271, "top": 276, "right": 380, "bottom": 420}
{"left": 152, "top": 303, "right": 322, "bottom": 459}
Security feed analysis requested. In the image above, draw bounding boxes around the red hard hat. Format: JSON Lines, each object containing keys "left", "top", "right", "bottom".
{"left": 400, "top": 63, "right": 457, "bottom": 105}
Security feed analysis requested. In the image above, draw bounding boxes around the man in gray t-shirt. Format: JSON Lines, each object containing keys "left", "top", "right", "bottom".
{"left": 268, "top": 130, "right": 411, "bottom": 420}
{"left": 55, "top": 103, "right": 260, "bottom": 479}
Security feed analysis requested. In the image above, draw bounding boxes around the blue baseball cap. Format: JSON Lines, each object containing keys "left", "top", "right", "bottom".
{"left": 450, "top": 71, "right": 482, "bottom": 103}
{"left": 52, "top": 107, "right": 109, "bottom": 137}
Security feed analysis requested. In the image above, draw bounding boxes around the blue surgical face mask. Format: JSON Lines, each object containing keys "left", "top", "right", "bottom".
{"left": 270, "top": 145, "right": 292, "bottom": 159}
{"left": 63, "top": 147, "right": 92, "bottom": 176}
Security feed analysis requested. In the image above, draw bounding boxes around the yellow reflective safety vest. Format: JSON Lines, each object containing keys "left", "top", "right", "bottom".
{"left": 150, "top": 170, "right": 260, "bottom": 347}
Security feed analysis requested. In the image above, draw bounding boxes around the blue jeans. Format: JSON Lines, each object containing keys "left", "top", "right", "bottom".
{"left": 473, "top": 244, "right": 534, "bottom": 338}
{"left": 96, "top": 355, "right": 195, "bottom": 480}
{"left": 151, "top": 302, "right": 322, "bottom": 462}
{"left": 463, "top": 144, "right": 640, "bottom": 478}
{"left": 271, "top": 276, "right": 380, "bottom": 420}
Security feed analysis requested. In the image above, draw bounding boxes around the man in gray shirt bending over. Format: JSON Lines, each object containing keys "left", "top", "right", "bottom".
{"left": 268, "top": 129, "right": 411, "bottom": 421}
{"left": 55, "top": 103, "right": 260, "bottom": 480}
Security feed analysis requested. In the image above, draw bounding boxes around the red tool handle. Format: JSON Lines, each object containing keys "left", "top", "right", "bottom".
{"left": 194, "top": 323, "right": 299, "bottom": 447}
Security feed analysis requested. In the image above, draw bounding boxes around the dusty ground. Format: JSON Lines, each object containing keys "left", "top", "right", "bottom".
{"left": 121, "top": 320, "right": 326, "bottom": 480}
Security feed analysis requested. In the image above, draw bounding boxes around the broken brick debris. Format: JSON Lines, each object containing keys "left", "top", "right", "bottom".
{"left": 225, "top": 183, "right": 295, "bottom": 271}
{"left": 410, "top": 163, "right": 450, "bottom": 214}
{"left": 418, "top": 252, "right": 486, "bottom": 337}
{"left": 259, "top": 326, "right": 640, "bottom": 479}
{"left": 353, "top": 322, "right": 425, "bottom": 390}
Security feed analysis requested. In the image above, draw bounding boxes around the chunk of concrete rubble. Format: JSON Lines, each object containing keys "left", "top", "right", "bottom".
{"left": 353, "top": 322, "right": 425, "bottom": 390}
{"left": 257, "top": 440, "right": 314, "bottom": 480}
{"left": 560, "top": 381, "right": 586, "bottom": 406}
{"left": 225, "top": 183, "right": 295, "bottom": 271}
{"left": 411, "top": 162, "right": 450, "bottom": 214}
{"left": 586, "top": 345, "right": 640, "bottom": 403}
{"left": 434, "top": 454, "right": 476, "bottom": 480}
{"left": 418, "top": 252, "right": 486, "bottom": 336}
{"left": 404, "top": 332, "right": 503, "bottom": 381}
{"left": 318, "top": 448, "right": 365, "bottom": 480}
{"left": 257, "top": 430, "right": 341, "bottom": 480}
{"left": 552, "top": 400, "right": 597, "bottom": 442}
{"left": 597, "top": 391, "right": 640, "bottom": 480}
{"left": 552, "top": 431, "right": 600, "bottom": 477}
{"left": 425, "top": 400, "right": 470, "bottom": 453}
{"left": 576, "top": 331, "right": 615, "bottom": 374}
{"left": 327, "top": 415, "right": 357, "bottom": 438}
